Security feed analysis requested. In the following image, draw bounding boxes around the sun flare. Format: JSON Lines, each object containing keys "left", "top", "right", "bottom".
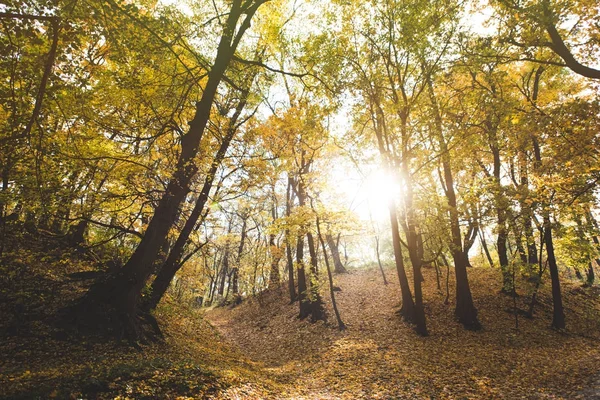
{"left": 329, "top": 166, "right": 402, "bottom": 223}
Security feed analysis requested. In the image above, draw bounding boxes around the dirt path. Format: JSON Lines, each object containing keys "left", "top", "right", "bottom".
{"left": 206, "top": 267, "right": 600, "bottom": 399}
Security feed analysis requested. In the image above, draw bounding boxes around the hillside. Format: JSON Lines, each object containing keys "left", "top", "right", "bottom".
{"left": 0, "top": 233, "right": 277, "bottom": 399}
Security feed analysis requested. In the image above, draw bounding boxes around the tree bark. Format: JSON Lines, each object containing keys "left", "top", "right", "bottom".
{"left": 375, "top": 235, "right": 388, "bottom": 285}
{"left": 478, "top": 229, "right": 495, "bottom": 268}
{"left": 296, "top": 235, "right": 310, "bottom": 319}
{"left": 68, "top": 1, "right": 266, "bottom": 340}
{"left": 541, "top": 2, "right": 600, "bottom": 80}
{"left": 326, "top": 234, "right": 347, "bottom": 273}
{"left": 316, "top": 214, "right": 345, "bottom": 330}
{"left": 285, "top": 177, "right": 297, "bottom": 303}
{"left": 543, "top": 216, "right": 565, "bottom": 329}
{"left": 145, "top": 92, "right": 246, "bottom": 309}
{"left": 306, "top": 231, "right": 325, "bottom": 322}
{"left": 426, "top": 75, "right": 480, "bottom": 329}
{"left": 268, "top": 233, "right": 281, "bottom": 286}
{"left": 388, "top": 201, "right": 416, "bottom": 322}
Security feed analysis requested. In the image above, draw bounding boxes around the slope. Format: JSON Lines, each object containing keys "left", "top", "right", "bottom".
{"left": 0, "top": 230, "right": 279, "bottom": 399}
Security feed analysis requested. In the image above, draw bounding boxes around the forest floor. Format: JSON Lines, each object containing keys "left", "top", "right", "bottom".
{"left": 0, "top": 235, "right": 278, "bottom": 399}
{"left": 2, "top": 232, "right": 600, "bottom": 399}
{"left": 206, "top": 266, "right": 600, "bottom": 399}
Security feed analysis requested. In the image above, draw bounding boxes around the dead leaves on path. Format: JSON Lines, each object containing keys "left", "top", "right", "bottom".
{"left": 207, "top": 266, "right": 600, "bottom": 399}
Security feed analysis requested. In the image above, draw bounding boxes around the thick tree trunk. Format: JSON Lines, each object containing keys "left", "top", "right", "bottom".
{"left": 544, "top": 217, "right": 565, "bottom": 329}
{"left": 145, "top": 89, "right": 248, "bottom": 310}
{"left": 306, "top": 231, "right": 325, "bottom": 322}
{"left": 529, "top": 67, "right": 564, "bottom": 328}
{"left": 401, "top": 160, "right": 428, "bottom": 336}
{"left": 295, "top": 167, "right": 324, "bottom": 322}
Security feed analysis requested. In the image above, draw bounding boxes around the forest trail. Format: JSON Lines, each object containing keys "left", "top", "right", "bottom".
{"left": 206, "top": 266, "right": 600, "bottom": 399}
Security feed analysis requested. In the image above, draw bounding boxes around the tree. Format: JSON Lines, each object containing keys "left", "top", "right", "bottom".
{"left": 493, "top": 0, "right": 600, "bottom": 79}
{"left": 68, "top": 0, "right": 269, "bottom": 341}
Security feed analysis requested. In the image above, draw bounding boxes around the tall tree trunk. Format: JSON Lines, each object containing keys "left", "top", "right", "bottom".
{"left": 494, "top": 149, "right": 512, "bottom": 294}
{"left": 543, "top": 216, "right": 565, "bottom": 329}
{"left": 68, "top": 1, "right": 265, "bottom": 340}
{"left": 315, "top": 214, "right": 345, "bottom": 330}
{"left": 218, "top": 248, "right": 230, "bottom": 297}
{"left": 231, "top": 215, "right": 248, "bottom": 299}
{"left": 530, "top": 66, "right": 565, "bottom": 329}
{"left": 268, "top": 233, "right": 281, "bottom": 286}
{"left": 306, "top": 231, "right": 325, "bottom": 322}
{"left": 479, "top": 229, "right": 495, "bottom": 268}
{"left": 366, "top": 90, "right": 414, "bottom": 322}
{"left": 585, "top": 211, "right": 600, "bottom": 286}
{"left": 375, "top": 235, "right": 388, "bottom": 285}
{"left": 285, "top": 177, "right": 297, "bottom": 303}
{"left": 401, "top": 158, "right": 428, "bottom": 335}
{"left": 326, "top": 234, "right": 347, "bottom": 273}
{"left": 389, "top": 201, "right": 416, "bottom": 322}
{"left": 296, "top": 236, "right": 310, "bottom": 319}
{"left": 519, "top": 156, "right": 539, "bottom": 266}
{"left": 426, "top": 76, "right": 480, "bottom": 329}
{"left": 145, "top": 98, "right": 243, "bottom": 309}
{"left": 295, "top": 166, "right": 323, "bottom": 322}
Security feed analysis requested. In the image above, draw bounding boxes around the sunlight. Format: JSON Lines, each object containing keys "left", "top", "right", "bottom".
{"left": 330, "top": 165, "right": 401, "bottom": 223}
{"left": 361, "top": 169, "right": 401, "bottom": 222}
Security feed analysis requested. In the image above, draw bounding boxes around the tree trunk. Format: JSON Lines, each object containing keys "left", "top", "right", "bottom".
{"left": 285, "top": 176, "right": 297, "bottom": 303}
{"left": 67, "top": 1, "right": 265, "bottom": 341}
{"left": 268, "top": 233, "right": 281, "bottom": 286}
{"left": 296, "top": 236, "right": 310, "bottom": 319}
{"left": 543, "top": 217, "right": 565, "bottom": 329}
{"left": 426, "top": 75, "right": 480, "bottom": 329}
{"left": 145, "top": 88, "right": 249, "bottom": 310}
{"left": 366, "top": 89, "right": 414, "bottom": 322}
{"left": 326, "top": 234, "right": 347, "bottom": 273}
{"left": 586, "top": 263, "right": 595, "bottom": 287}
{"left": 218, "top": 249, "right": 230, "bottom": 297}
{"left": 389, "top": 201, "right": 415, "bottom": 322}
{"left": 316, "top": 215, "right": 345, "bottom": 330}
{"left": 231, "top": 215, "right": 248, "bottom": 299}
{"left": 296, "top": 166, "right": 324, "bottom": 322}
{"left": 375, "top": 235, "right": 388, "bottom": 285}
{"left": 479, "top": 229, "right": 495, "bottom": 268}
{"left": 495, "top": 171, "right": 512, "bottom": 294}
{"left": 306, "top": 231, "right": 325, "bottom": 322}
{"left": 400, "top": 160, "right": 428, "bottom": 335}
